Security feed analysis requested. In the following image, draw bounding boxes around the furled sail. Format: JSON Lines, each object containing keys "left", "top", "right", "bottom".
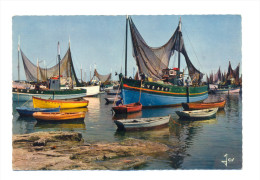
{"left": 20, "top": 46, "right": 82, "bottom": 87}
{"left": 93, "top": 69, "right": 111, "bottom": 83}
{"left": 129, "top": 17, "right": 203, "bottom": 82}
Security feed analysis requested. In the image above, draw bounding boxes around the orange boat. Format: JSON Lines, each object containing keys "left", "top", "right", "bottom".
{"left": 182, "top": 99, "right": 226, "bottom": 110}
{"left": 112, "top": 102, "right": 142, "bottom": 114}
{"left": 33, "top": 112, "right": 86, "bottom": 122}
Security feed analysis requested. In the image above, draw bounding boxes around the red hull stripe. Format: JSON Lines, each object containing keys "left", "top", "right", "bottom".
{"left": 123, "top": 84, "right": 208, "bottom": 96}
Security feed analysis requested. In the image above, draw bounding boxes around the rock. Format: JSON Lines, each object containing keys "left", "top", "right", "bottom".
{"left": 33, "top": 139, "right": 47, "bottom": 146}
{"left": 13, "top": 131, "right": 170, "bottom": 170}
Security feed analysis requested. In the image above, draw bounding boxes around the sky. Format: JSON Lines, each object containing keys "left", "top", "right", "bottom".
{"left": 12, "top": 15, "right": 242, "bottom": 81}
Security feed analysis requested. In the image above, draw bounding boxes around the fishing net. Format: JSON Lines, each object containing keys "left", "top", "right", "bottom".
{"left": 20, "top": 47, "right": 81, "bottom": 87}
{"left": 213, "top": 67, "right": 222, "bottom": 84}
{"left": 129, "top": 17, "right": 203, "bottom": 82}
{"left": 227, "top": 61, "right": 240, "bottom": 83}
{"left": 93, "top": 69, "right": 111, "bottom": 83}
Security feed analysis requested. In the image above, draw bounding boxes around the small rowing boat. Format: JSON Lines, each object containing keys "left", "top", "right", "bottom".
{"left": 176, "top": 108, "right": 218, "bottom": 120}
{"left": 182, "top": 99, "right": 226, "bottom": 110}
{"left": 114, "top": 115, "right": 171, "bottom": 131}
{"left": 32, "top": 96, "right": 89, "bottom": 109}
{"left": 16, "top": 107, "right": 60, "bottom": 116}
{"left": 112, "top": 102, "right": 142, "bottom": 114}
{"left": 105, "top": 97, "right": 120, "bottom": 104}
{"left": 214, "top": 87, "right": 241, "bottom": 94}
{"left": 33, "top": 112, "right": 86, "bottom": 122}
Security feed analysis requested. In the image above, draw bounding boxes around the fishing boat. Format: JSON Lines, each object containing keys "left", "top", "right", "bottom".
{"left": 175, "top": 108, "right": 218, "bottom": 120}
{"left": 120, "top": 16, "right": 208, "bottom": 107}
{"left": 13, "top": 42, "right": 87, "bottom": 101}
{"left": 182, "top": 99, "right": 226, "bottom": 110}
{"left": 207, "top": 62, "right": 241, "bottom": 94}
{"left": 33, "top": 112, "right": 85, "bottom": 122}
{"left": 16, "top": 107, "right": 60, "bottom": 116}
{"left": 13, "top": 88, "right": 86, "bottom": 102}
{"left": 112, "top": 102, "right": 142, "bottom": 114}
{"left": 114, "top": 115, "right": 171, "bottom": 131}
{"left": 32, "top": 96, "right": 89, "bottom": 109}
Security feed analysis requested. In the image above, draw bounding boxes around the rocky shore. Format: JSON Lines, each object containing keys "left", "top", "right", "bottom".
{"left": 13, "top": 131, "right": 169, "bottom": 170}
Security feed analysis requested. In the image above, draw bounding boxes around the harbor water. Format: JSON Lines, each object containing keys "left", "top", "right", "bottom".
{"left": 12, "top": 93, "right": 242, "bottom": 169}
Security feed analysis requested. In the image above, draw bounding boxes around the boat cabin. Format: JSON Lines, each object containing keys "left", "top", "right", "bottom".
{"left": 162, "top": 68, "right": 183, "bottom": 85}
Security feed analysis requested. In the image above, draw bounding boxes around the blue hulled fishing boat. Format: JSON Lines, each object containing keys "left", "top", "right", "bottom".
{"left": 120, "top": 16, "right": 208, "bottom": 107}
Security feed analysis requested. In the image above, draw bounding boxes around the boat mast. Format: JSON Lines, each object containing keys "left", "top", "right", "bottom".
{"left": 37, "top": 58, "right": 39, "bottom": 83}
{"left": 44, "top": 60, "right": 47, "bottom": 80}
{"left": 68, "top": 39, "right": 74, "bottom": 88}
{"left": 17, "top": 36, "right": 20, "bottom": 81}
{"left": 125, "top": 15, "right": 128, "bottom": 78}
{"left": 177, "top": 17, "right": 181, "bottom": 78}
{"left": 90, "top": 65, "right": 92, "bottom": 82}
{"left": 58, "top": 41, "right": 61, "bottom": 89}
{"left": 81, "top": 64, "right": 83, "bottom": 83}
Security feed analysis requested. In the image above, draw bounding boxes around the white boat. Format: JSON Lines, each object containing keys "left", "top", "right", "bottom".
{"left": 105, "top": 96, "right": 120, "bottom": 103}
{"left": 74, "top": 85, "right": 100, "bottom": 97}
{"left": 214, "top": 87, "right": 241, "bottom": 94}
{"left": 114, "top": 115, "right": 171, "bottom": 131}
{"left": 62, "top": 85, "right": 100, "bottom": 97}
{"left": 176, "top": 108, "right": 218, "bottom": 120}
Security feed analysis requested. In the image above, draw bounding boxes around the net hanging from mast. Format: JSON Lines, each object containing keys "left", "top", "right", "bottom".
{"left": 93, "top": 69, "right": 111, "bottom": 83}
{"left": 129, "top": 17, "right": 203, "bottom": 82}
{"left": 20, "top": 47, "right": 82, "bottom": 87}
{"left": 227, "top": 61, "right": 240, "bottom": 83}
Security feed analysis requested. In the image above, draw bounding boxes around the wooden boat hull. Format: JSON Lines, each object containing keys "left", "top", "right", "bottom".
{"left": 60, "top": 107, "right": 88, "bottom": 113}
{"left": 12, "top": 88, "right": 86, "bottom": 102}
{"left": 16, "top": 107, "right": 60, "bottom": 116}
{"left": 32, "top": 96, "right": 89, "bottom": 109}
{"left": 112, "top": 103, "right": 142, "bottom": 114}
{"left": 215, "top": 87, "right": 241, "bottom": 94}
{"left": 182, "top": 100, "right": 226, "bottom": 110}
{"left": 176, "top": 108, "right": 218, "bottom": 120}
{"left": 33, "top": 112, "right": 85, "bottom": 122}
{"left": 73, "top": 85, "right": 100, "bottom": 97}
{"left": 121, "top": 78, "right": 208, "bottom": 107}
{"left": 105, "top": 97, "right": 120, "bottom": 104}
{"left": 114, "top": 115, "right": 171, "bottom": 131}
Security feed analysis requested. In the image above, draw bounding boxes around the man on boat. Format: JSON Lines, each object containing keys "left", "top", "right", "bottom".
{"left": 116, "top": 98, "right": 123, "bottom": 106}
{"left": 185, "top": 77, "right": 190, "bottom": 87}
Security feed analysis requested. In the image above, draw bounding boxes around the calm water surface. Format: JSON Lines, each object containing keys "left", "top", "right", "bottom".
{"left": 12, "top": 93, "right": 242, "bottom": 170}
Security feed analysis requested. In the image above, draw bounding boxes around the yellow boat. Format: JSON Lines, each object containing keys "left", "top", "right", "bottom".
{"left": 32, "top": 96, "right": 89, "bottom": 109}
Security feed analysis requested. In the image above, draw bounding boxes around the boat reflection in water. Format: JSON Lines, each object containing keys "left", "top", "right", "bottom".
{"left": 112, "top": 111, "right": 142, "bottom": 121}
{"left": 177, "top": 118, "right": 217, "bottom": 127}
{"left": 34, "top": 107, "right": 87, "bottom": 130}
{"left": 168, "top": 117, "right": 218, "bottom": 169}
{"left": 216, "top": 109, "right": 226, "bottom": 117}
{"left": 35, "top": 119, "right": 86, "bottom": 130}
